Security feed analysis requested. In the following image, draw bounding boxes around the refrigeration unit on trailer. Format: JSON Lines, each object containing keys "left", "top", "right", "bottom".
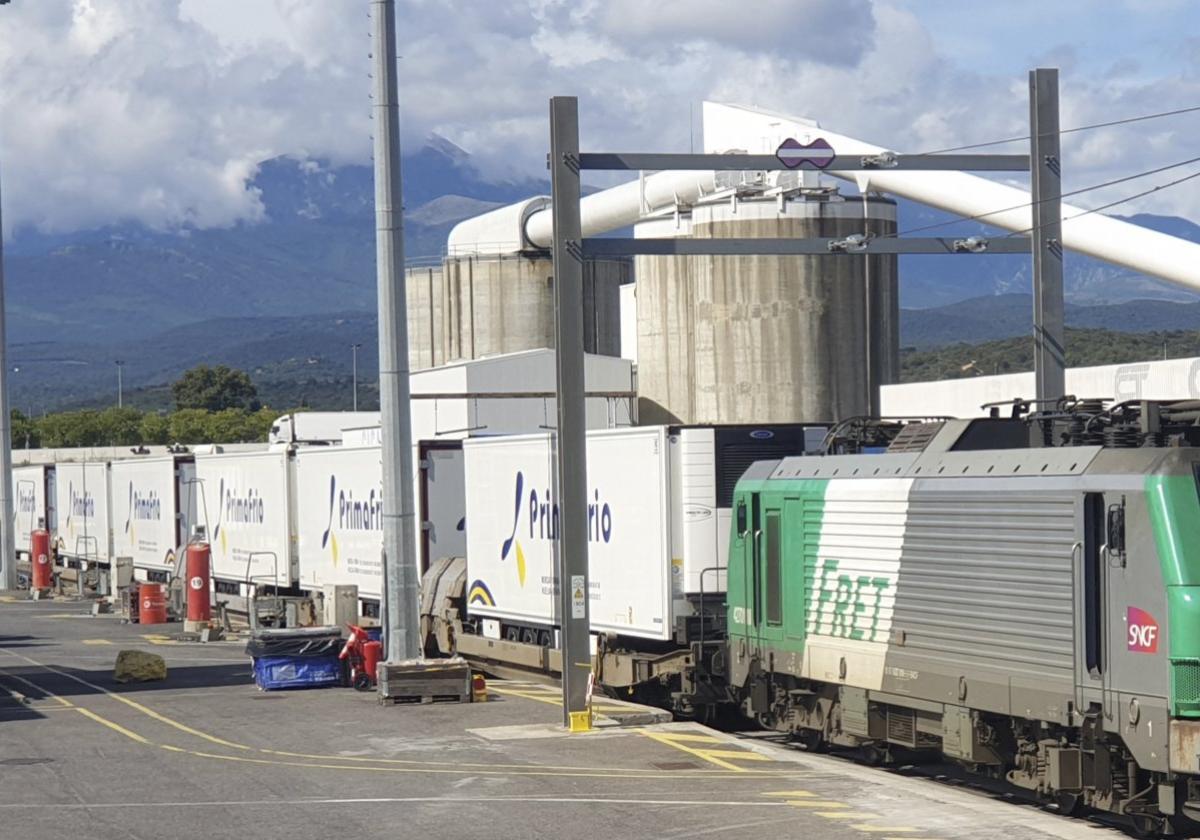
{"left": 54, "top": 462, "right": 112, "bottom": 566}
{"left": 12, "top": 464, "right": 54, "bottom": 560}
{"left": 194, "top": 449, "right": 295, "bottom": 591}
{"left": 109, "top": 456, "right": 198, "bottom": 582}
{"left": 294, "top": 445, "right": 383, "bottom": 600}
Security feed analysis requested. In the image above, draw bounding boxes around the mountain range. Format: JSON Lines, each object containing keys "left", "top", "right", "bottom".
{"left": 5, "top": 136, "right": 1200, "bottom": 412}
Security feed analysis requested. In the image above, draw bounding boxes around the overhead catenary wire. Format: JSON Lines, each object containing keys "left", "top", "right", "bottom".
{"left": 916, "top": 102, "right": 1200, "bottom": 155}
{"left": 1007, "top": 167, "right": 1200, "bottom": 237}
{"left": 890, "top": 153, "right": 1200, "bottom": 238}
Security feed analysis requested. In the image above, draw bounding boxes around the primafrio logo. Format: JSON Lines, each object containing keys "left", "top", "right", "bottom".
{"left": 320, "top": 475, "right": 382, "bottom": 568}
{"left": 212, "top": 477, "right": 265, "bottom": 555}
{"left": 124, "top": 482, "right": 162, "bottom": 546}
{"left": 470, "top": 470, "right": 614, "bottom": 606}
{"left": 499, "top": 470, "right": 614, "bottom": 587}
{"left": 64, "top": 482, "right": 95, "bottom": 530}
{"left": 15, "top": 486, "right": 36, "bottom": 515}
{"left": 1127, "top": 606, "right": 1160, "bottom": 653}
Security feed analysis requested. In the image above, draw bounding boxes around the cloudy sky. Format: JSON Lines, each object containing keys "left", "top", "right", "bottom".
{"left": 1, "top": 0, "right": 1198, "bottom": 235}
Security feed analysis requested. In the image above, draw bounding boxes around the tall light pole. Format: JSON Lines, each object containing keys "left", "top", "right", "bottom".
{"left": 371, "top": 0, "right": 420, "bottom": 662}
{"left": 351, "top": 343, "right": 362, "bottom": 412}
{"left": 115, "top": 360, "right": 125, "bottom": 408}
{"left": 0, "top": 0, "right": 15, "bottom": 591}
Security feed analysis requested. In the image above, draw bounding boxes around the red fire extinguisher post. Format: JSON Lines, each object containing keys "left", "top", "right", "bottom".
{"left": 30, "top": 520, "right": 51, "bottom": 591}
{"left": 184, "top": 539, "right": 212, "bottom": 633}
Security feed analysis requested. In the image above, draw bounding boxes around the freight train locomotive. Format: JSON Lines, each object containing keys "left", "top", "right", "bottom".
{"left": 426, "top": 400, "right": 1200, "bottom": 835}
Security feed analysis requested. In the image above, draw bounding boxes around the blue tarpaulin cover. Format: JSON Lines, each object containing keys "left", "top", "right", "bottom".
{"left": 252, "top": 655, "right": 343, "bottom": 691}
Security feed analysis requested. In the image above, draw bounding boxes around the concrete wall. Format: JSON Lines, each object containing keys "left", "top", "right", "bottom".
{"left": 635, "top": 193, "right": 897, "bottom": 425}
{"left": 406, "top": 255, "right": 628, "bottom": 370}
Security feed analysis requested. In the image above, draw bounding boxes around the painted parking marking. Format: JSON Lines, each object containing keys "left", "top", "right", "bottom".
{"left": 851, "top": 825, "right": 921, "bottom": 833}
{"left": 786, "top": 800, "right": 850, "bottom": 809}
{"left": 764, "top": 790, "right": 818, "bottom": 797}
{"left": 641, "top": 729, "right": 784, "bottom": 773}
{"left": 82, "top": 639, "right": 113, "bottom": 645}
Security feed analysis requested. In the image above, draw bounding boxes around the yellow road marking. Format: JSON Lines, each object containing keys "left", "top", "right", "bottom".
{"left": 764, "top": 790, "right": 817, "bottom": 797}
{"left": 0, "top": 596, "right": 17, "bottom": 603}
{"left": 851, "top": 826, "right": 921, "bottom": 834}
{"left": 787, "top": 801, "right": 850, "bottom": 809}
{"left": 700, "top": 749, "right": 770, "bottom": 762}
{"left": 819, "top": 811, "right": 877, "bottom": 819}
{"left": 76, "top": 707, "right": 149, "bottom": 744}
{"left": 650, "top": 732, "right": 724, "bottom": 744}
{"left": 82, "top": 639, "right": 112, "bottom": 645}
{"left": 639, "top": 730, "right": 780, "bottom": 773}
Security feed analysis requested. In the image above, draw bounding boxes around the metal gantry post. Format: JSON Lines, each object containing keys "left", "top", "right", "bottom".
{"left": 0, "top": 153, "right": 14, "bottom": 591}
{"left": 549, "top": 96, "right": 593, "bottom": 731}
{"left": 1029, "top": 67, "right": 1066, "bottom": 403}
{"left": 371, "top": 0, "right": 420, "bottom": 662}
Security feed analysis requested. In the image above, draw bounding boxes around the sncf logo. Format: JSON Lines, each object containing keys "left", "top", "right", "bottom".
{"left": 1127, "top": 607, "right": 1159, "bottom": 653}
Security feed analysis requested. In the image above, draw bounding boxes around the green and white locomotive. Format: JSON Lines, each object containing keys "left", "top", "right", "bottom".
{"left": 727, "top": 402, "right": 1200, "bottom": 834}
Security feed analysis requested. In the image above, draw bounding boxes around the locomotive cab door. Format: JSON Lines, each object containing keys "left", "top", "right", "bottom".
{"left": 1076, "top": 492, "right": 1109, "bottom": 719}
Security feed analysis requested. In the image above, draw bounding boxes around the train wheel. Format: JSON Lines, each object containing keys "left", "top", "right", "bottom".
{"left": 1054, "top": 791, "right": 1082, "bottom": 817}
{"left": 859, "top": 744, "right": 887, "bottom": 766}
{"left": 1130, "top": 813, "right": 1165, "bottom": 838}
{"left": 795, "top": 728, "right": 825, "bottom": 753}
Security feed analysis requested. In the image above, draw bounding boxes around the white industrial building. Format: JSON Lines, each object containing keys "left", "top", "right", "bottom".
{"left": 881, "top": 356, "right": 1200, "bottom": 418}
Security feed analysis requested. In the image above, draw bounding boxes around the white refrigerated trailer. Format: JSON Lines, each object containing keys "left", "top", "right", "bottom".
{"left": 109, "top": 456, "right": 199, "bottom": 581}
{"left": 293, "top": 445, "right": 383, "bottom": 599}
{"left": 460, "top": 424, "right": 828, "bottom": 642}
{"left": 54, "top": 462, "right": 112, "bottom": 566}
{"left": 194, "top": 449, "right": 295, "bottom": 591}
{"left": 12, "top": 464, "right": 55, "bottom": 560}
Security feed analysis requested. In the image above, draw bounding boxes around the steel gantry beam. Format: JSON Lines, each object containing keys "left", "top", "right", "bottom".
{"left": 547, "top": 77, "right": 1066, "bottom": 728}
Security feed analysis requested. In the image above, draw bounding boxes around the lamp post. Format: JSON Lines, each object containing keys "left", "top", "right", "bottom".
{"left": 115, "top": 360, "right": 125, "bottom": 408}
{"left": 351, "top": 343, "right": 362, "bottom": 412}
{"left": 0, "top": 0, "right": 15, "bottom": 590}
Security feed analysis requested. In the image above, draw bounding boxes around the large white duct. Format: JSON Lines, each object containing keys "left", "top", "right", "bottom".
{"left": 703, "top": 102, "right": 1200, "bottom": 295}
{"left": 447, "top": 171, "right": 721, "bottom": 255}
{"left": 446, "top": 101, "right": 1200, "bottom": 297}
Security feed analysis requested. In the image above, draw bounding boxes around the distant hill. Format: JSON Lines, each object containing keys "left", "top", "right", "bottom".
{"left": 900, "top": 293, "right": 1200, "bottom": 349}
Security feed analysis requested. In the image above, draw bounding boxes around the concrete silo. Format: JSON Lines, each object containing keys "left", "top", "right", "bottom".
{"left": 635, "top": 189, "right": 897, "bottom": 424}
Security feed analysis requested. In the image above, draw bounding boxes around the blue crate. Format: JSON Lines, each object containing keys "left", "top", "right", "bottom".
{"left": 253, "top": 655, "right": 343, "bottom": 691}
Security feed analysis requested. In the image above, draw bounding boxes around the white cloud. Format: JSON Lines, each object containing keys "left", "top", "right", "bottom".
{"left": 1, "top": 0, "right": 1199, "bottom": 236}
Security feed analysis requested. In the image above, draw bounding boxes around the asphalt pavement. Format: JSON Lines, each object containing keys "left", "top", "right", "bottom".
{"left": 0, "top": 594, "right": 1142, "bottom": 840}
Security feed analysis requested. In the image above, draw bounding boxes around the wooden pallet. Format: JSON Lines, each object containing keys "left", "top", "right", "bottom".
{"left": 377, "top": 657, "right": 472, "bottom": 705}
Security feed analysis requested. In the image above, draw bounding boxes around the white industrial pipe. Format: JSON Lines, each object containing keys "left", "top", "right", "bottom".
{"left": 703, "top": 102, "right": 1200, "bottom": 294}
{"left": 446, "top": 100, "right": 1200, "bottom": 297}
{"left": 523, "top": 170, "right": 720, "bottom": 249}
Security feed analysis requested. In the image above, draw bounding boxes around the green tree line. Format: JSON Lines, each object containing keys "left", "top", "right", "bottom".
{"left": 11, "top": 364, "right": 280, "bottom": 448}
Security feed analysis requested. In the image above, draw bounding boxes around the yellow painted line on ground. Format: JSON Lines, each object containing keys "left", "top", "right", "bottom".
{"left": 763, "top": 790, "right": 817, "bottom": 797}
{"left": 649, "top": 731, "right": 724, "bottom": 744}
{"left": 0, "top": 595, "right": 17, "bottom": 603}
{"left": 640, "top": 730, "right": 777, "bottom": 773}
{"left": 851, "top": 826, "right": 921, "bottom": 834}
{"left": 76, "top": 707, "right": 150, "bottom": 744}
{"left": 818, "top": 811, "right": 877, "bottom": 819}
{"left": 786, "top": 800, "right": 850, "bottom": 809}
{"left": 698, "top": 749, "right": 770, "bottom": 762}
{"left": 82, "top": 639, "right": 112, "bottom": 645}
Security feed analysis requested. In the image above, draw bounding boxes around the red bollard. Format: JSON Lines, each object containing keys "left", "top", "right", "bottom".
{"left": 362, "top": 641, "right": 383, "bottom": 688}
{"left": 30, "top": 528, "right": 52, "bottom": 590}
{"left": 185, "top": 542, "right": 212, "bottom": 632}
